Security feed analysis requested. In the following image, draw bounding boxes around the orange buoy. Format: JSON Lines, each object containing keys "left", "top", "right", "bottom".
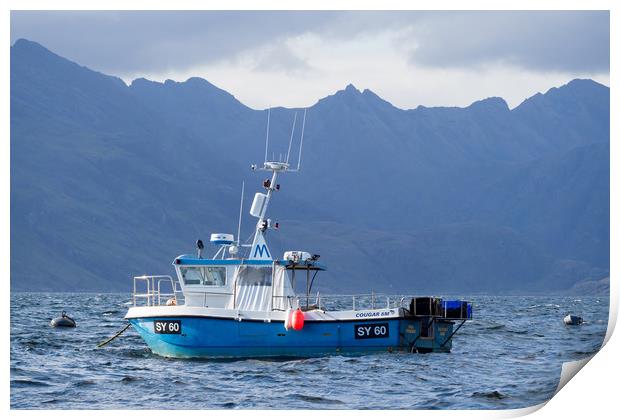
{"left": 291, "top": 309, "right": 305, "bottom": 331}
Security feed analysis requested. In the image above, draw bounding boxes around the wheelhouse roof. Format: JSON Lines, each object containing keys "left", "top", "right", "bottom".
{"left": 173, "top": 255, "right": 326, "bottom": 271}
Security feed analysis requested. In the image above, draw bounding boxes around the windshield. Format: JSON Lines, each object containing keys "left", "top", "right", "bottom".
{"left": 180, "top": 266, "right": 226, "bottom": 286}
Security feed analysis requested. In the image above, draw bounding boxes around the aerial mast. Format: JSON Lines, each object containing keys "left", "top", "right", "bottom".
{"left": 247, "top": 109, "right": 308, "bottom": 259}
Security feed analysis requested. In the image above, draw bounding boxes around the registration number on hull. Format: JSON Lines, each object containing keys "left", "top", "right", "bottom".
{"left": 153, "top": 320, "right": 181, "bottom": 334}
{"left": 354, "top": 322, "right": 389, "bottom": 339}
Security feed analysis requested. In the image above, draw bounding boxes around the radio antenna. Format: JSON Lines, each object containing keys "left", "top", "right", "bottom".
{"left": 296, "top": 108, "right": 307, "bottom": 171}
{"left": 286, "top": 111, "right": 297, "bottom": 164}
{"left": 236, "top": 181, "right": 245, "bottom": 245}
{"left": 264, "top": 108, "right": 271, "bottom": 164}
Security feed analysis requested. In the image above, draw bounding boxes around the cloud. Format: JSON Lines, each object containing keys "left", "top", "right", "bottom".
{"left": 249, "top": 41, "right": 315, "bottom": 76}
{"left": 10, "top": 11, "right": 336, "bottom": 75}
{"left": 10, "top": 11, "right": 609, "bottom": 109}
{"left": 402, "top": 11, "right": 610, "bottom": 73}
{"left": 11, "top": 11, "right": 609, "bottom": 75}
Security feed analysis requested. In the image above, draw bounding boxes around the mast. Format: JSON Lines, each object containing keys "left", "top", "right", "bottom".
{"left": 247, "top": 109, "right": 307, "bottom": 260}
{"left": 248, "top": 161, "right": 288, "bottom": 260}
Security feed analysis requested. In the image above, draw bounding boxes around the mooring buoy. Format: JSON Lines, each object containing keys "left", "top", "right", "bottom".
{"left": 563, "top": 314, "right": 583, "bottom": 325}
{"left": 50, "top": 311, "right": 76, "bottom": 328}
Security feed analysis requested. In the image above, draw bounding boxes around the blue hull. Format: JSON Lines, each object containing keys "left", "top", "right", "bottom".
{"left": 129, "top": 316, "right": 455, "bottom": 358}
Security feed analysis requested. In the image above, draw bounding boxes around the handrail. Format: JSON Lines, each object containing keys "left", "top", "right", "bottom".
{"left": 132, "top": 278, "right": 414, "bottom": 313}
{"left": 133, "top": 275, "right": 178, "bottom": 307}
{"left": 270, "top": 293, "right": 409, "bottom": 312}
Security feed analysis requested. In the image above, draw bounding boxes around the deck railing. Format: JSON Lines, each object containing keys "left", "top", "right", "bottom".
{"left": 271, "top": 293, "right": 408, "bottom": 312}
{"left": 315, "top": 293, "right": 407, "bottom": 311}
{"left": 133, "top": 275, "right": 183, "bottom": 307}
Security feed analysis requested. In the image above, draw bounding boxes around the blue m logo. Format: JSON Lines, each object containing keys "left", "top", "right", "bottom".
{"left": 253, "top": 244, "right": 271, "bottom": 259}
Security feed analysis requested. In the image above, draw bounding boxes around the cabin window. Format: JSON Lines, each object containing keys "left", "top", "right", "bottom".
{"left": 181, "top": 267, "right": 202, "bottom": 285}
{"left": 180, "top": 266, "right": 226, "bottom": 286}
{"left": 203, "top": 267, "right": 226, "bottom": 286}
{"left": 236, "top": 266, "right": 272, "bottom": 286}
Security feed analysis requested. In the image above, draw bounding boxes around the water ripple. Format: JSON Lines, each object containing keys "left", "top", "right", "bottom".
{"left": 10, "top": 293, "right": 608, "bottom": 409}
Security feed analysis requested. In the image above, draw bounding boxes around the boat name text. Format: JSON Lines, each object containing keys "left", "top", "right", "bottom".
{"left": 355, "top": 310, "right": 395, "bottom": 318}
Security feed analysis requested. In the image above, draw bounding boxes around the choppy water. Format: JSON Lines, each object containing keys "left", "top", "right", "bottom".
{"left": 11, "top": 293, "right": 608, "bottom": 409}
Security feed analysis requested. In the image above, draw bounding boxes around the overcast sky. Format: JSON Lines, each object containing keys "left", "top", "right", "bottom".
{"left": 10, "top": 10, "right": 610, "bottom": 109}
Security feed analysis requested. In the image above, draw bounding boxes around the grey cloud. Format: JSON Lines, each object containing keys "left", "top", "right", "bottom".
{"left": 251, "top": 42, "right": 315, "bottom": 76}
{"left": 317, "top": 11, "right": 609, "bottom": 73}
{"left": 10, "top": 10, "right": 609, "bottom": 77}
{"left": 403, "top": 11, "right": 609, "bottom": 73}
{"left": 10, "top": 11, "right": 337, "bottom": 76}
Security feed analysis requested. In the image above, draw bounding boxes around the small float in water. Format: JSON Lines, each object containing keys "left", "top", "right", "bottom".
{"left": 564, "top": 314, "right": 584, "bottom": 325}
{"left": 123, "top": 110, "right": 473, "bottom": 358}
{"left": 50, "top": 311, "right": 76, "bottom": 328}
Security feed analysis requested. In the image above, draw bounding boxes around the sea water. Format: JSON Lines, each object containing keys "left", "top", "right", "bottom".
{"left": 10, "top": 293, "right": 608, "bottom": 409}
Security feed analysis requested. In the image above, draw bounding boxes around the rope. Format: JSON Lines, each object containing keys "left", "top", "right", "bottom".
{"left": 96, "top": 323, "right": 131, "bottom": 348}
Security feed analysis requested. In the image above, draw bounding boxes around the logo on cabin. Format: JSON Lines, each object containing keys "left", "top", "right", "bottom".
{"left": 253, "top": 244, "right": 271, "bottom": 259}
{"left": 250, "top": 228, "right": 272, "bottom": 260}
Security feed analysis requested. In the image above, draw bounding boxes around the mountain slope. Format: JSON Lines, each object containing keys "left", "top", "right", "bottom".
{"left": 10, "top": 39, "right": 610, "bottom": 293}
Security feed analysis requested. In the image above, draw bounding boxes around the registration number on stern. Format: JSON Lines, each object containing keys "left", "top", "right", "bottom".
{"left": 354, "top": 322, "right": 389, "bottom": 339}
{"left": 153, "top": 320, "right": 182, "bottom": 334}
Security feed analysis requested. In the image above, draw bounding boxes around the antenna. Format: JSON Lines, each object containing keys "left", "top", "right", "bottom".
{"left": 286, "top": 112, "right": 297, "bottom": 164}
{"left": 264, "top": 108, "right": 271, "bottom": 164}
{"left": 296, "top": 108, "right": 307, "bottom": 171}
{"left": 253, "top": 107, "right": 307, "bottom": 172}
{"left": 237, "top": 181, "right": 245, "bottom": 245}
{"left": 247, "top": 108, "right": 308, "bottom": 252}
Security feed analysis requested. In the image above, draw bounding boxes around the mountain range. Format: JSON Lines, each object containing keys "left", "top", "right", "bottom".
{"left": 10, "top": 39, "right": 610, "bottom": 294}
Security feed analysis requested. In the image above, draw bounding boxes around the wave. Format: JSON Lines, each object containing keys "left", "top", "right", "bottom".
{"left": 289, "top": 393, "right": 344, "bottom": 405}
{"left": 472, "top": 390, "right": 508, "bottom": 400}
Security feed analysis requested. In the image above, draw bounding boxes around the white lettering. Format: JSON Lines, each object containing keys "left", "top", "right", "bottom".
{"left": 355, "top": 310, "right": 393, "bottom": 318}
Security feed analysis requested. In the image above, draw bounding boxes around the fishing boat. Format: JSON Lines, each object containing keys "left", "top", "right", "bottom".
{"left": 124, "top": 110, "right": 473, "bottom": 358}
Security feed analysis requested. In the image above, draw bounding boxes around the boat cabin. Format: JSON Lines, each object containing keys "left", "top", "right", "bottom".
{"left": 172, "top": 254, "right": 326, "bottom": 312}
